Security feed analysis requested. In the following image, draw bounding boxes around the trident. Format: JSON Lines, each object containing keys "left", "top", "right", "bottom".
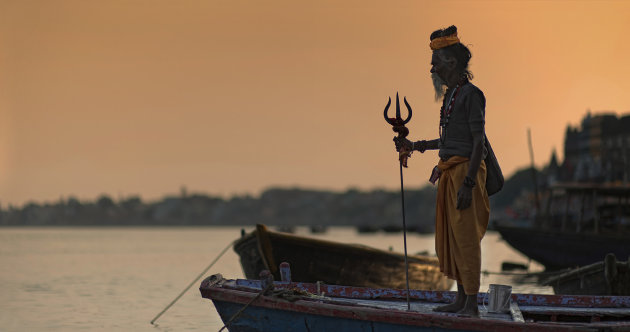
{"left": 383, "top": 92, "right": 412, "bottom": 310}
{"left": 384, "top": 93, "right": 413, "bottom": 167}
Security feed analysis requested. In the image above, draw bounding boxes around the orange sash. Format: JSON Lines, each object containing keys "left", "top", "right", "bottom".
{"left": 434, "top": 156, "right": 489, "bottom": 295}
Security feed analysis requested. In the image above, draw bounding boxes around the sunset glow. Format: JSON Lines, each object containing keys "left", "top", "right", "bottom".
{"left": 2, "top": 0, "right": 629, "bottom": 205}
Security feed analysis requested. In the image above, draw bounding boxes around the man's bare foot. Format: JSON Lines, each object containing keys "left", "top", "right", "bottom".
{"left": 456, "top": 295, "right": 479, "bottom": 317}
{"left": 433, "top": 284, "right": 466, "bottom": 312}
{"left": 433, "top": 283, "right": 466, "bottom": 313}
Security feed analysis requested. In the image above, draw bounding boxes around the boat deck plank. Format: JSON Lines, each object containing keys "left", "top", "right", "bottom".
{"left": 323, "top": 297, "right": 516, "bottom": 322}
{"left": 519, "top": 305, "right": 630, "bottom": 316}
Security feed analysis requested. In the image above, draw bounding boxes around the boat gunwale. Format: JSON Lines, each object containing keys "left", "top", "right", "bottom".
{"left": 219, "top": 278, "right": 630, "bottom": 308}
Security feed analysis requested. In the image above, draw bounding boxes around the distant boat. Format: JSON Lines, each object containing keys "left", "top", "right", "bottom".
{"left": 543, "top": 253, "right": 630, "bottom": 296}
{"left": 356, "top": 224, "right": 379, "bottom": 233}
{"left": 494, "top": 224, "right": 629, "bottom": 270}
{"left": 309, "top": 225, "right": 327, "bottom": 234}
{"left": 201, "top": 274, "right": 630, "bottom": 331}
{"left": 411, "top": 223, "right": 435, "bottom": 235}
{"left": 234, "top": 224, "right": 453, "bottom": 291}
{"left": 381, "top": 224, "right": 403, "bottom": 233}
{"left": 356, "top": 224, "right": 434, "bottom": 235}
{"left": 495, "top": 182, "right": 630, "bottom": 270}
{"left": 274, "top": 225, "right": 295, "bottom": 233}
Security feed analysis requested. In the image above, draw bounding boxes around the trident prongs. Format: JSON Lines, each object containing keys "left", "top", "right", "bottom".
{"left": 396, "top": 92, "right": 401, "bottom": 120}
{"left": 403, "top": 97, "right": 413, "bottom": 121}
{"left": 383, "top": 97, "right": 392, "bottom": 124}
{"left": 384, "top": 92, "right": 414, "bottom": 167}
{"left": 384, "top": 92, "right": 412, "bottom": 126}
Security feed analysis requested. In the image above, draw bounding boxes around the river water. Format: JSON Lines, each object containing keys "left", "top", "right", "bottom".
{"left": 0, "top": 226, "right": 552, "bottom": 331}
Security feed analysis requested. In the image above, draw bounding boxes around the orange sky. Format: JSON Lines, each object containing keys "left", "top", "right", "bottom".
{"left": 1, "top": 0, "right": 629, "bottom": 206}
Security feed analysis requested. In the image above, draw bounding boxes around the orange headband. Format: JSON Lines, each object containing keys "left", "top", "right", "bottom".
{"left": 430, "top": 33, "right": 460, "bottom": 50}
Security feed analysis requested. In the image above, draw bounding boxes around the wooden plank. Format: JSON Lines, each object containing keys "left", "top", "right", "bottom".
{"left": 519, "top": 305, "right": 630, "bottom": 317}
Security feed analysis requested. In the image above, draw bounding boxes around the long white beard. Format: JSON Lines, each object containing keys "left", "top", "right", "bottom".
{"left": 432, "top": 72, "right": 447, "bottom": 101}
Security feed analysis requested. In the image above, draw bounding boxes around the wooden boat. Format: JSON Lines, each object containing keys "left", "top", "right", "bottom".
{"left": 200, "top": 274, "right": 630, "bottom": 332}
{"left": 494, "top": 224, "right": 629, "bottom": 270}
{"left": 233, "top": 224, "right": 453, "bottom": 291}
{"left": 543, "top": 253, "right": 630, "bottom": 296}
{"left": 495, "top": 182, "right": 630, "bottom": 270}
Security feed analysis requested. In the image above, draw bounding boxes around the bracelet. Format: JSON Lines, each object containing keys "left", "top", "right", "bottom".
{"left": 464, "top": 176, "right": 476, "bottom": 188}
{"left": 418, "top": 140, "right": 427, "bottom": 153}
{"left": 411, "top": 141, "right": 415, "bottom": 151}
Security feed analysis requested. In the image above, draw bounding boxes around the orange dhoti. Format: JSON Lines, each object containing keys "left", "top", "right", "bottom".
{"left": 435, "top": 156, "right": 489, "bottom": 295}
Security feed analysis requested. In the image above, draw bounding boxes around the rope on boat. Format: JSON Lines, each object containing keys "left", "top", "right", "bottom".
{"left": 150, "top": 240, "right": 234, "bottom": 326}
{"left": 218, "top": 282, "right": 274, "bottom": 332}
{"left": 218, "top": 284, "right": 331, "bottom": 331}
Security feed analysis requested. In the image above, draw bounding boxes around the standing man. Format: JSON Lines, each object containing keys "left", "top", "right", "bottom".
{"left": 394, "top": 25, "right": 489, "bottom": 316}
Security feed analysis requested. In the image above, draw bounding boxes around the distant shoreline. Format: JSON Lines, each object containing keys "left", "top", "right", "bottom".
{"left": 0, "top": 168, "right": 539, "bottom": 227}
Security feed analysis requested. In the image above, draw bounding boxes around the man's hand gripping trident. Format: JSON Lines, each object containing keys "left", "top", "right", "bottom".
{"left": 384, "top": 93, "right": 413, "bottom": 167}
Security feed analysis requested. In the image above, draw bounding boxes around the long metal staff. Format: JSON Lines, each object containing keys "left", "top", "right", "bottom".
{"left": 384, "top": 92, "right": 413, "bottom": 310}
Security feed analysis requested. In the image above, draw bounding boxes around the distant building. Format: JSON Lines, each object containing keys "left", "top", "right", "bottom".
{"left": 558, "top": 112, "right": 630, "bottom": 183}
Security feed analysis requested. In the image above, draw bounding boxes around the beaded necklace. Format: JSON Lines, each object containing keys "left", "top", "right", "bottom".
{"left": 439, "top": 84, "right": 461, "bottom": 144}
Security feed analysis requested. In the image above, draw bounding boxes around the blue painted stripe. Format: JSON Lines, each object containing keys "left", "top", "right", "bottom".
{"left": 212, "top": 300, "right": 463, "bottom": 332}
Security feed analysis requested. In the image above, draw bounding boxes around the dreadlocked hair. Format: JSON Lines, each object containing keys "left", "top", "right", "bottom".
{"left": 430, "top": 25, "right": 473, "bottom": 80}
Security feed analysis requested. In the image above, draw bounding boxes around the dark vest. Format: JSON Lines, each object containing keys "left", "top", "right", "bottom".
{"left": 438, "top": 82, "right": 487, "bottom": 160}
